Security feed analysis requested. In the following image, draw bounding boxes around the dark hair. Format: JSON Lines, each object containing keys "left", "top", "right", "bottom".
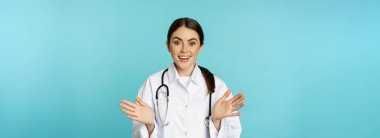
{"left": 199, "top": 66, "right": 215, "bottom": 93}
{"left": 167, "top": 17, "right": 204, "bottom": 45}
{"left": 167, "top": 17, "right": 214, "bottom": 93}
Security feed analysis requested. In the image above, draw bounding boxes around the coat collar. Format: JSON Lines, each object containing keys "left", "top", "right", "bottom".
{"left": 167, "top": 63, "right": 203, "bottom": 85}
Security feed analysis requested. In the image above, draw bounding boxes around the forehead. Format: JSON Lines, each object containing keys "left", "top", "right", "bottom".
{"left": 171, "top": 26, "right": 200, "bottom": 40}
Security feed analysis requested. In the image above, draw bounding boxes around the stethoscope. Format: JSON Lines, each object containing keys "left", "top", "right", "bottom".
{"left": 155, "top": 68, "right": 212, "bottom": 127}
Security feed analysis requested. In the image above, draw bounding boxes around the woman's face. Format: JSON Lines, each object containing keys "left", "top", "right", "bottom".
{"left": 167, "top": 26, "right": 203, "bottom": 72}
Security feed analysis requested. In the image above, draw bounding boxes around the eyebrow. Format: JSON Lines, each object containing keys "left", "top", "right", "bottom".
{"left": 172, "top": 37, "right": 198, "bottom": 42}
{"left": 188, "top": 38, "right": 198, "bottom": 42}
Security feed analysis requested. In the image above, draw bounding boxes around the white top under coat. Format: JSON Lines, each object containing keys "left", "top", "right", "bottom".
{"left": 133, "top": 64, "right": 242, "bottom": 138}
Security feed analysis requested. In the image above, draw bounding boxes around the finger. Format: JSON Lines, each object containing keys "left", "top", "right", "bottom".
{"left": 227, "top": 112, "right": 241, "bottom": 117}
{"left": 121, "top": 99, "right": 129, "bottom": 104}
{"left": 121, "top": 99, "right": 136, "bottom": 107}
{"left": 121, "top": 108, "right": 135, "bottom": 114}
{"left": 222, "top": 90, "right": 232, "bottom": 101}
{"left": 233, "top": 102, "right": 246, "bottom": 111}
{"left": 121, "top": 108, "right": 132, "bottom": 114}
{"left": 136, "top": 97, "right": 146, "bottom": 106}
{"left": 121, "top": 108, "right": 138, "bottom": 116}
{"left": 127, "top": 115, "right": 139, "bottom": 121}
{"left": 229, "top": 93, "right": 242, "bottom": 103}
{"left": 124, "top": 100, "right": 137, "bottom": 108}
{"left": 125, "top": 109, "right": 138, "bottom": 116}
{"left": 232, "top": 93, "right": 246, "bottom": 105}
{"left": 128, "top": 115, "right": 144, "bottom": 123}
{"left": 119, "top": 103, "right": 136, "bottom": 112}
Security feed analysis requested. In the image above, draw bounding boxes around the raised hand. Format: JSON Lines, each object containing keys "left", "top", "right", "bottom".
{"left": 212, "top": 90, "right": 246, "bottom": 120}
{"left": 119, "top": 97, "right": 155, "bottom": 126}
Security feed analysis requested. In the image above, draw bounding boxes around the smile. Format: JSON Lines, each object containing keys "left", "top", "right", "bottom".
{"left": 178, "top": 55, "right": 191, "bottom": 62}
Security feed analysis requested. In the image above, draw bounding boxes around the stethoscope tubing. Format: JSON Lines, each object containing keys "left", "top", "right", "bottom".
{"left": 155, "top": 68, "right": 212, "bottom": 127}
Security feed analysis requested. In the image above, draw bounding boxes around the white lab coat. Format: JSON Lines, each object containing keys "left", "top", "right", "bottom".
{"left": 133, "top": 64, "right": 242, "bottom": 138}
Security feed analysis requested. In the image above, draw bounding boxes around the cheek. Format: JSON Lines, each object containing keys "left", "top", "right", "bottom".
{"left": 168, "top": 46, "right": 175, "bottom": 53}
{"left": 192, "top": 47, "right": 202, "bottom": 55}
{"left": 169, "top": 47, "right": 179, "bottom": 57}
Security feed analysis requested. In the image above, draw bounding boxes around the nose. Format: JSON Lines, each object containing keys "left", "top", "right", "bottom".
{"left": 180, "top": 44, "right": 189, "bottom": 53}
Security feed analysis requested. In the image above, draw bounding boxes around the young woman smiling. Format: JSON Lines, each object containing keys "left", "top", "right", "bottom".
{"left": 119, "top": 17, "right": 246, "bottom": 138}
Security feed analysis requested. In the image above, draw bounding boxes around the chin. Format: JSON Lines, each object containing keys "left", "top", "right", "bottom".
{"left": 175, "top": 61, "right": 195, "bottom": 70}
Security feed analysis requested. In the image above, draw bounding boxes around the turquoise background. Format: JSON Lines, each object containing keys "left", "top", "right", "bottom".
{"left": 1, "top": 0, "right": 379, "bottom": 137}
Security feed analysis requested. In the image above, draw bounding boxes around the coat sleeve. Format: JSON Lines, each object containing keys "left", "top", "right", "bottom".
{"left": 133, "top": 77, "right": 159, "bottom": 138}
{"left": 208, "top": 81, "right": 242, "bottom": 138}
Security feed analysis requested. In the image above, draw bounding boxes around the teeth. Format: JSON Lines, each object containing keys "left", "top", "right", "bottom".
{"left": 179, "top": 56, "right": 189, "bottom": 59}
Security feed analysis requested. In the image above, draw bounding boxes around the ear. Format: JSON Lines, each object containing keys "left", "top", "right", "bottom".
{"left": 166, "top": 41, "right": 171, "bottom": 53}
{"left": 199, "top": 43, "right": 204, "bottom": 52}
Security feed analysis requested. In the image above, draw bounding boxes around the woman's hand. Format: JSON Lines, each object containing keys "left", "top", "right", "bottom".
{"left": 119, "top": 97, "right": 155, "bottom": 132}
{"left": 212, "top": 90, "right": 246, "bottom": 130}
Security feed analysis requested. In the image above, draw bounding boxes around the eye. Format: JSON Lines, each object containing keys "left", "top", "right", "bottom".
{"left": 189, "top": 42, "right": 196, "bottom": 46}
{"left": 174, "top": 41, "right": 180, "bottom": 45}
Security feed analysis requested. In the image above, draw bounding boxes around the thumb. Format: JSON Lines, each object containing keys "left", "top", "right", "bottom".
{"left": 136, "top": 97, "right": 146, "bottom": 106}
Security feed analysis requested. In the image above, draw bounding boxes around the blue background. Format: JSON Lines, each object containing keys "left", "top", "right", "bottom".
{"left": 1, "top": 0, "right": 379, "bottom": 137}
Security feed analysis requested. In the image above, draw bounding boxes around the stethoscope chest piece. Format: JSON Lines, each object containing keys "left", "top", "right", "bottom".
{"left": 204, "top": 116, "right": 211, "bottom": 128}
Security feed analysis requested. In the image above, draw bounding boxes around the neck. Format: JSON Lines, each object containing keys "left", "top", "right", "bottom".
{"left": 175, "top": 63, "right": 195, "bottom": 77}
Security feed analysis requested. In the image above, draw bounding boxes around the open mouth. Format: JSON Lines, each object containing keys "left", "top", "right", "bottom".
{"left": 178, "top": 55, "right": 191, "bottom": 62}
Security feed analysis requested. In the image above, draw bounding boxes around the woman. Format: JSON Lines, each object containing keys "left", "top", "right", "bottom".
{"left": 119, "top": 17, "right": 246, "bottom": 138}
